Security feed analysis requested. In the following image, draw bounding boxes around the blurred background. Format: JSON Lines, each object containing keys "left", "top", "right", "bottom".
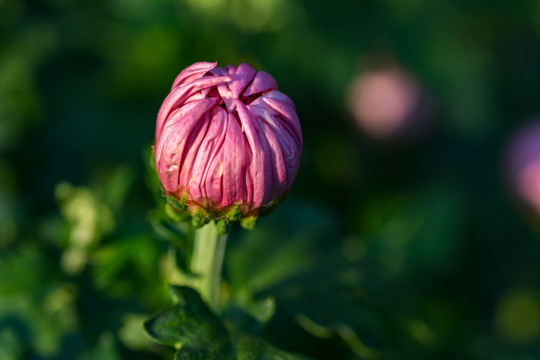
{"left": 2, "top": 0, "right": 540, "bottom": 359}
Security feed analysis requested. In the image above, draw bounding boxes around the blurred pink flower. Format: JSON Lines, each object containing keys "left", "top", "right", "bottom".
{"left": 155, "top": 62, "right": 302, "bottom": 218}
{"left": 347, "top": 66, "right": 429, "bottom": 139}
{"left": 507, "top": 121, "right": 540, "bottom": 215}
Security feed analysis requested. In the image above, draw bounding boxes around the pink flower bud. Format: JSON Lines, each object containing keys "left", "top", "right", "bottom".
{"left": 155, "top": 62, "right": 302, "bottom": 222}
{"left": 347, "top": 64, "right": 432, "bottom": 139}
{"left": 506, "top": 120, "right": 540, "bottom": 216}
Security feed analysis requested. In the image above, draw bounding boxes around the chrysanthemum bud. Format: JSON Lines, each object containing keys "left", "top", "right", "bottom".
{"left": 506, "top": 120, "right": 540, "bottom": 216}
{"left": 155, "top": 62, "right": 302, "bottom": 226}
{"left": 347, "top": 64, "right": 432, "bottom": 139}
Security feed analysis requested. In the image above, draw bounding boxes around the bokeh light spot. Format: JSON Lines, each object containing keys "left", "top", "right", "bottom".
{"left": 495, "top": 290, "right": 540, "bottom": 345}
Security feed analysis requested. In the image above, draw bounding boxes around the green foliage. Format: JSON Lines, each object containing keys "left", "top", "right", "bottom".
{"left": 78, "top": 333, "right": 122, "bottom": 360}
{"left": 144, "top": 286, "right": 304, "bottom": 360}
{"left": 144, "top": 286, "right": 232, "bottom": 350}
{"left": 235, "top": 335, "right": 309, "bottom": 360}
{"left": 3, "top": 0, "right": 540, "bottom": 359}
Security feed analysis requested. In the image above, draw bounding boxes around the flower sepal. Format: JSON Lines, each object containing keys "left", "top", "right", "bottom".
{"left": 162, "top": 192, "right": 261, "bottom": 232}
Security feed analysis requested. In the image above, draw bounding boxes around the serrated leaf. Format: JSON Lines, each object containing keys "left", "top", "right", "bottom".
{"left": 144, "top": 286, "right": 235, "bottom": 358}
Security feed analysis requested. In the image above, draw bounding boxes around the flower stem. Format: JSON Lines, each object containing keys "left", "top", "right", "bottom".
{"left": 190, "top": 222, "right": 228, "bottom": 310}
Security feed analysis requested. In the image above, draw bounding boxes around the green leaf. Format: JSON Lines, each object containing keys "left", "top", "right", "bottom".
{"left": 176, "top": 345, "right": 234, "bottom": 360}
{"left": 295, "top": 316, "right": 383, "bottom": 360}
{"left": 78, "top": 333, "right": 121, "bottom": 360}
{"left": 143, "top": 146, "right": 163, "bottom": 202}
{"left": 223, "top": 297, "right": 276, "bottom": 335}
{"left": 102, "top": 165, "right": 134, "bottom": 211}
{"left": 248, "top": 297, "right": 276, "bottom": 325}
{"left": 236, "top": 335, "right": 310, "bottom": 360}
{"left": 92, "top": 235, "right": 159, "bottom": 290}
{"left": 0, "top": 328, "right": 23, "bottom": 360}
{"left": 144, "top": 286, "right": 235, "bottom": 358}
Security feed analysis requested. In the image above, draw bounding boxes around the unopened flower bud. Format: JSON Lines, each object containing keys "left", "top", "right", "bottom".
{"left": 347, "top": 64, "right": 432, "bottom": 139}
{"left": 155, "top": 62, "right": 302, "bottom": 226}
{"left": 506, "top": 120, "right": 540, "bottom": 216}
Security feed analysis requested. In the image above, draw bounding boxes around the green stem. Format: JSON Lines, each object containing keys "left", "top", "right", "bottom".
{"left": 191, "top": 222, "right": 228, "bottom": 310}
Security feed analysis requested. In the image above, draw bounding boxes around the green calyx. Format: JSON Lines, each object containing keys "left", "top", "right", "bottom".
{"left": 240, "top": 216, "right": 258, "bottom": 230}
{"left": 164, "top": 203, "right": 190, "bottom": 222}
{"left": 225, "top": 205, "right": 242, "bottom": 222}
{"left": 166, "top": 193, "right": 187, "bottom": 211}
{"left": 163, "top": 194, "right": 259, "bottom": 231}
{"left": 191, "top": 209, "right": 209, "bottom": 229}
{"left": 216, "top": 219, "right": 229, "bottom": 235}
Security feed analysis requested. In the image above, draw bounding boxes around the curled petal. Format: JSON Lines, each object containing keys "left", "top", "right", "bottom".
{"left": 156, "top": 77, "right": 230, "bottom": 139}
{"left": 235, "top": 100, "right": 273, "bottom": 207}
{"left": 222, "top": 113, "right": 250, "bottom": 205}
{"left": 156, "top": 98, "right": 216, "bottom": 168}
{"left": 230, "top": 63, "right": 257, "bottom": 99}
{"left": 243, "top": 71, "right": 278, "bottom": 96}
{"left": 191, "top": 107, "right": 228, "bottom": 201}
{"left": 172, "top": 61, "right": 217, "bottom": 89}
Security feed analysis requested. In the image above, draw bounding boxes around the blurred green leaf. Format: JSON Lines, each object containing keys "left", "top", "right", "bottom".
{"left": 118, "top": 313, "right": 155, "bottom": 351}
{"left": 223, "top": 297, "right": 276, "bottom": 337}
{"left": 55, "top": 182, "right": 114, "bottom": 247}
{"left": 143, "top": 146, "right": 163, "bottom": 203}
{"left": 144, "top": 286, "right": 303, "bottom": 359}
{"left": 244, "top": 297, "right": 276, "bottom": 326}
{"left": 78, "top": 333, "right": 121, "bottom": 360}
{"left": 101, "top": 165, "right": 135, "bottom": 211}
{"left": 0, "top": 247, "right": 78, "bottom": 357}
{"left": 227, "top": 202, "right": 338, "bottom": 298}
{"left": 0, "top": 328, "right": 23, "bottom": 360}
{"left": 92, "top": 235, "right": 159, "bottom": 290}
{"left": 236, "top": 334, "right": 310, "bottom": 360}
{"left": 175, "top": 345, "right": 234, "bottom": 360}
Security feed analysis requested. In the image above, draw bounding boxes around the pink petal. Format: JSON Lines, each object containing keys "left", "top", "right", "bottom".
{"left": 260, "top": 91, "right": 302, "bottom": 147}
{"left": 172, "top": 61, "right": 217, "bottom": 89}
{"left": 243, "top": 71, "right": 278, "bottom": 96}
{"left": 221, "top": 113, "right": 250, "bottom": 206}
{"left": 179, "top": 112, "right": 211, "bottom": 196}
{"left": 155, "top": 99, "right": 215, "bottom": 191}
{"left": 234, "top": 100, "right": 273, "bottom": 207}
{"left": 156, "top": 77, "right": 229, "bottom": 139}
{"left": 253, "top": 105, "right": 300, "bottom": 187}
{"left": 190, "top": 107, "right": 228, "bottom": 201}
{"left": 230, "top": 63, "right": 257, "bottom": 99}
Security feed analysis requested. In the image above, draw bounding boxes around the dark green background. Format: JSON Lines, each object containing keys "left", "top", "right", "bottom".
{"left": 2, "top": 0, "right": 540, "bottom": 359}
